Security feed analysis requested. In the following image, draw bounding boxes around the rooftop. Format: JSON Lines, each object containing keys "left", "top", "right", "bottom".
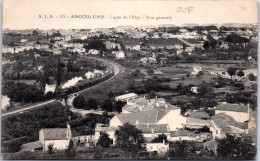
{"left": 188, "top": 111, "right": 211, "bottom": 119}
{"left": 115, "top": 93, "right": 138, "bottom": 100}
{"left": 215, "top": 103, "right": 248, "bottom": 113}
{"left": 116, "top": 109, "right": 171, "bottom": 125}
{"left": 211, "top": 113, "right": 248, "bottom": 133}
{"left": 41, "top": 128, "right": 69, "bottom": 140}
{"left": 136, "top": 124, "right": 169, "bottom": 133}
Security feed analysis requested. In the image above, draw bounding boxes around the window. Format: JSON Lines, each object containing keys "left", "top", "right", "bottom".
{"left": 216, "top": 130, "right": 218, "bottom": 135}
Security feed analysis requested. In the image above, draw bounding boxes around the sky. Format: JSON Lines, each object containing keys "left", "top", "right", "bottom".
{"left": 3, "top": 0, "right": 258, "bottom": 30}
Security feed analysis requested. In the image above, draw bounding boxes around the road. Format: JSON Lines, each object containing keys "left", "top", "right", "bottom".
{"left": 2, "top": 56, "right": 121, "bottom": 118}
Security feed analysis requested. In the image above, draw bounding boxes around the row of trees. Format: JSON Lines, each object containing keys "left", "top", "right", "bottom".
{"left": 73, "top": 96, "right": 126, "bottom": 112}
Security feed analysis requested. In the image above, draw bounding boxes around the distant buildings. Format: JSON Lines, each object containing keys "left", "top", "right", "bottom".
{"left": 1, "top": 95, "right": 10, "bottom": 110}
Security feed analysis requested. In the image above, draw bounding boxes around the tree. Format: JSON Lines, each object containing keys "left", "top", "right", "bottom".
{"left": 248, "top": 73, "right": 256, "bottom": 81}
{"left": 182, "top": 43, "right": 186, "bottom": 51}
{"left": 203, "top": 41, "right": 210, "bottom": 50}
{"left": 114, "top": 101, "right": 126, "bottom": 113}
{"left": 216, "top": 134, "right": 256, "bottom": 160}
{"left": 237, "top": 70, "right": 245, "bottom": 77}
{"left": 32, "top": 30, "right": 39, "bottom": 36}
{"left": 73, "top": 96, "right": 86, "bottom": 109}
{"left": 97, "top": 132, "right": 111, "bottom": 148}
{"left": 101, "top": 99, "right": 114, "bottom": 112}
{"left": 114, "top": 45, "right": 119, "bottom": 51}
{"left": 65, "top": 140, "right": 76, "bottom": 158}
{"left": 56, "top": 55, "right": 62, "bottom": 86}
{"left": 151, "top": 134, "right": 168, "bottom": 143}
{"left": 227, "top": 67, "right": 237, "bottom": 78}
{"left": 115, "top": 123, "right": 145, "bottom": 156}
{"left": 147, "top": 67, "right": 154, "bottom": 74}
{"left": 168, "top": 140, "right": 194, "bottom": 159}
{"left": 47, "top": 143, "right": 54, "bottom": 155}
{"left": 86, "top": 98, "right": 98, "bottom": 110}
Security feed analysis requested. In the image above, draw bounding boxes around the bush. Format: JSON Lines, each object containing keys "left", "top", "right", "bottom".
{"left": 97, "top": 132, "right": 111, "bottom": 148}
{"left": 73, "top": 96, "right": 86, "bottom": 109}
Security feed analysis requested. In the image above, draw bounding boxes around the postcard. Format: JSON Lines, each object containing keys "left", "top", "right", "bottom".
{"left": 1, "top": 0, "right": 258, "bottom": 160}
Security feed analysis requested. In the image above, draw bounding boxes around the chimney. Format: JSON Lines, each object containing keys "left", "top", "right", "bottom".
{"left": 144, "top": 96, "right": 146, "bottom": 99}
{"left": 155, "top": 96, "right": 157, "bottom": 99}
{"left": 151, "top": 128, "right": 154, "bottom": 133}
{"left": 136, "top": 120, "right": 139, "bottom": 125}
{"left": 165, "top": 104, "right": 168, "bottom": 108}
{"left": 66, "top": 123, "right": 71, "bottom": 138}
{"left": 163, "top": 139, "right": 165, "bottom": 144}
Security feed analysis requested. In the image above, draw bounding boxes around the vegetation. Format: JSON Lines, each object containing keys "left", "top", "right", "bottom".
{"left": 115, "top": 123, "right": 145, "bottom": 156}
{"left": 216, "top": 134, "right": 256, "bottom": 160}
{"left": 97, "top": 132, "right": 111, "bottom": 148}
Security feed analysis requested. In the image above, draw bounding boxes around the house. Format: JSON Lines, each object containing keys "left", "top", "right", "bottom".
{"left": 210, "top": 113, "right": 248, "bottom": 139}
{"left": 115, "top": 93, "right": 138, "bottom": 102}
{"left": 136, "top": 124, "right": 171, "bottom": 142}
{"left": 170, "top": 129, "right": 209, "bottom": 142}
{"left": 39, "top": 124, "right": 72, "bottom": 151}
{"left": 94, "top": 124, "right": 119, "bottom": 146}
{"left": 142, "top": 141, "right": 169, "bottom": 155}
{"left": 2, "top": 95, "right": 10, "bottom": 110}
{"left": 44, "top": 84, "right": 56, "bottom": 94}
{"left": 85, "top": 71, "right": 95, "bottom": 79}
{"left": 72, "top": 135, "right": 95, "bottom": 148}
{"left": 125, "top": 44, "right": 141, "bottom": 51}
{"left": 191, "top": 66, "right": 202, "bottom": 75}
{"left": 88, "top": 49, "right": 100, "bottom": 55}
{"left": 62, "top": 76, "right": 83, "bottom": 89}
{"left": 121, "top": 96, "right": 169, "bottom": 113}
{"left": 113, "top": 51, "right": 125, "bottom": 59}
{"left": 191, "top": 86, "right": 198, "bottom": 94}
{"left": 214, "top": 103, "right": 249, "bottom": 123}
{"left": 110, "top": 108, "right": 186, "bottom": 131}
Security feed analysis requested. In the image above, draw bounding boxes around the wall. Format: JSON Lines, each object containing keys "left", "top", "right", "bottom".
{"left": 44, "top": 139, "right": 70, "bottom": 151}
{"left": 157, "top": 109, "right": 186, "bottom": 131}
{"left": 109, "top": 116, "right": 122, "bottom": 127}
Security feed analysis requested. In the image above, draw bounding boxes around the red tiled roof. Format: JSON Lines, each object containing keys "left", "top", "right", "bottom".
{"left": 41, "top": 128, "right": 69, "bottom": 140}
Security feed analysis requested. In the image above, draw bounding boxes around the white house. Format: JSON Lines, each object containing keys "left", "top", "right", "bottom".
{"left": 88, "top": 49, "right": 100, "bottom": 55}
{"left": 112, "top": 51, "right": 125, "bottom": 59}
{"left": 115, "top": 93, "right": 138, "bottom": 102}
{"left": 2, "top": 95, "right": 10, "bottom": 110}
{"left": 214, "top": 103, "right": 249, "bottom": 123}
{"left": 44, "top": 84, "right": 56, "bottom": 94}
{"left": 109, "top": 108, "right": 186, "bottom": 131}
{"left": 39, "top": 124, "right": 72, "bottom": 151}
{"left": 94, "top": 124, "right": 118, "bottom": 146}
{"left": 85, "top": 71, "right": 95, "bottom": 79}
{"left": 142, "top": 141, "right": 169, "bottom": 155}
{"left": 210, "top": 113, "right": 248, "bottom": 139}
{"left": 62, "top": 76, "right": 83, "bottom": 89}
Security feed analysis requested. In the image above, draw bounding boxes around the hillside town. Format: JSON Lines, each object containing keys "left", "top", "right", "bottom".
{"left": 2, "top": 23, "right": 258, "bottom": 160}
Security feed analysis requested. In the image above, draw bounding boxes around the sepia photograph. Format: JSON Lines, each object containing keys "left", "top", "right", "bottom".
{"left": 1, "top": 0, "right": 258, "bottom": 160}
